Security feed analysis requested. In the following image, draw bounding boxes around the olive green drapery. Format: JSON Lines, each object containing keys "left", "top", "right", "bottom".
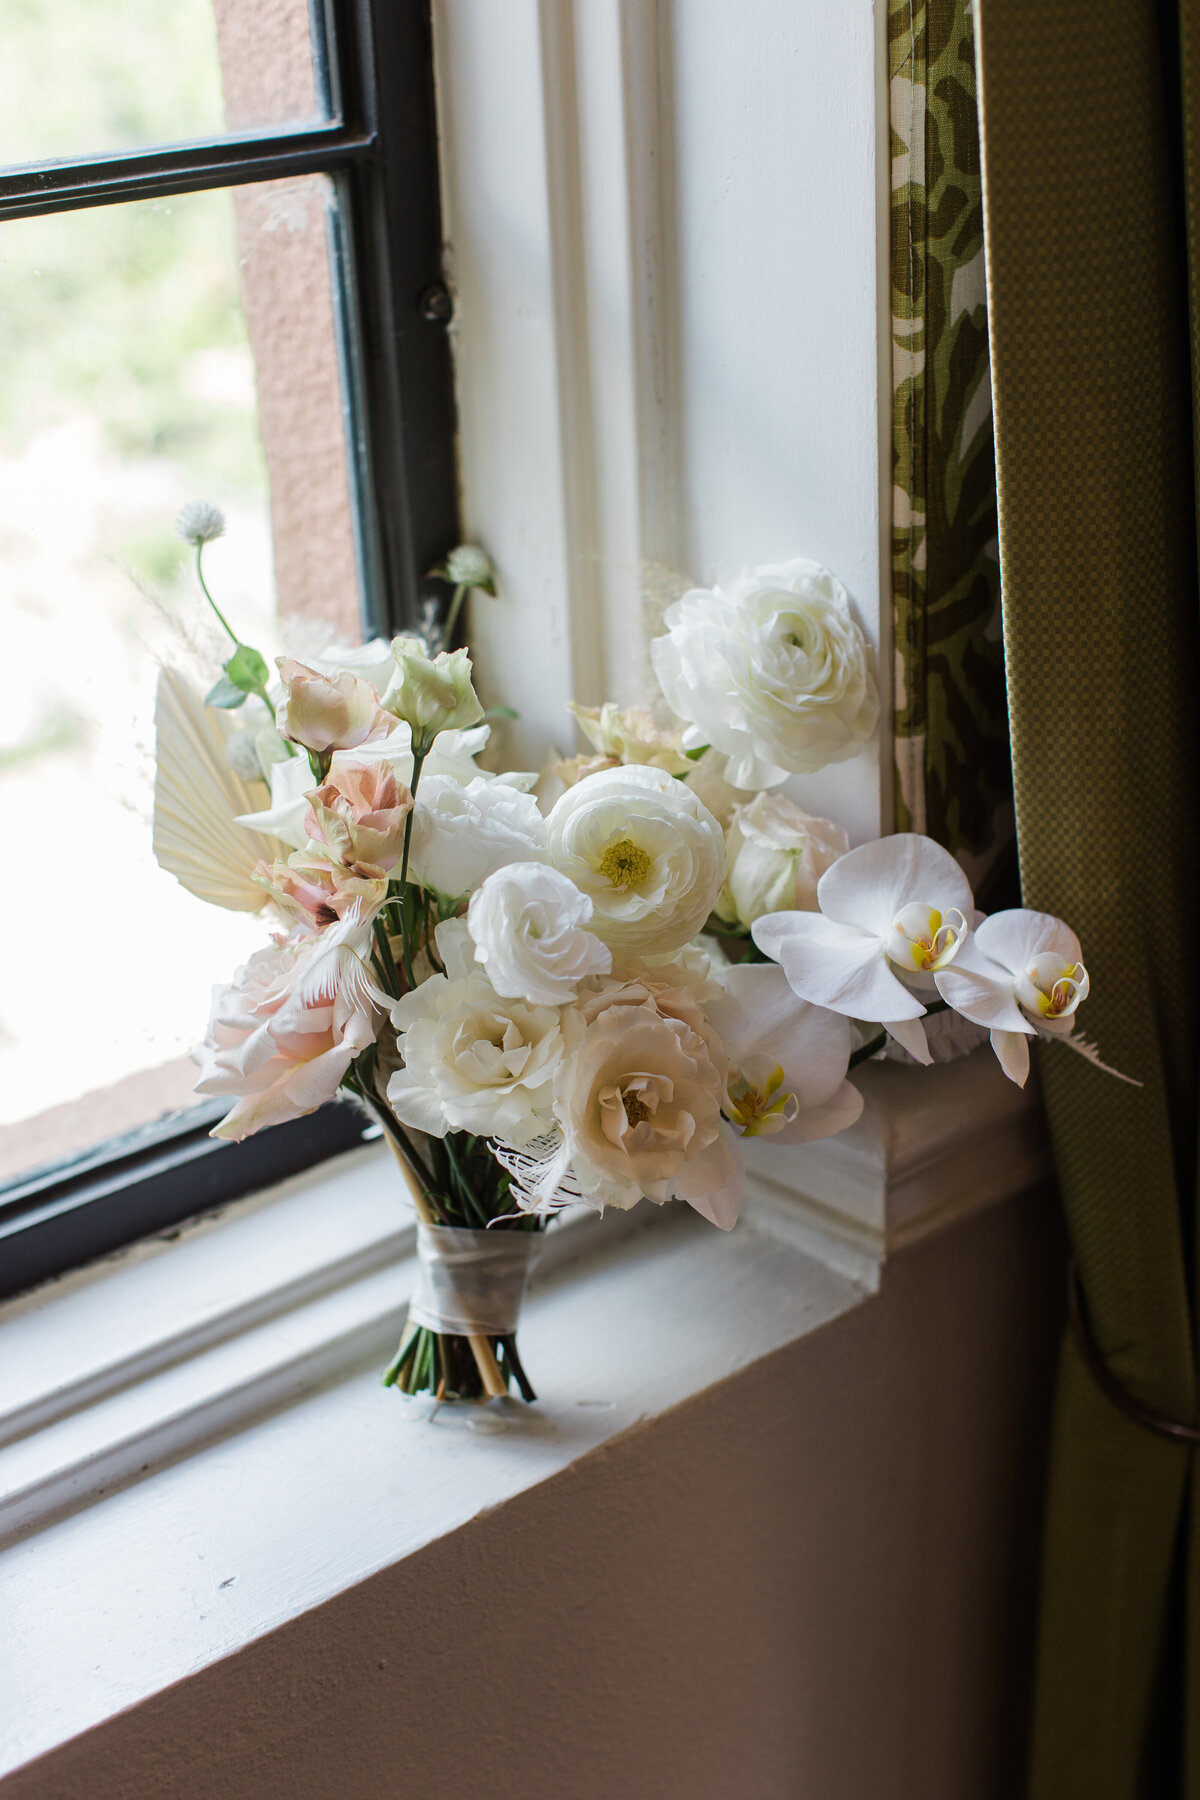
{"left": 974, "top": 2, "right": 1200, "bottom": 1793}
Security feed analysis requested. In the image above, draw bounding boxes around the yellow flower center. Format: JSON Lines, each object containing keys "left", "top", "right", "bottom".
{"left": 886, "top": 903, "right": 967, "bottom": 974}
{"left": 599, "top": 838, "right": 652, "bottom": 890}
{"left": 725, "top": 1065, "right": 796, "bottom": 1138}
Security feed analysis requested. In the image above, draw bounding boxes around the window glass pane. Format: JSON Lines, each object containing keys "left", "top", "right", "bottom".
{"left": 0, "top": 177, "right": 363, "bottom": 1186}
{"left": 0, "top": 0, "right": 326, "bottom": 169}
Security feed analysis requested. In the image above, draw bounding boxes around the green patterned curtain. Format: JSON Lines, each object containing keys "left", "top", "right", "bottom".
{"left": 889, "top": 0, "right": 1010, "bottom": 877}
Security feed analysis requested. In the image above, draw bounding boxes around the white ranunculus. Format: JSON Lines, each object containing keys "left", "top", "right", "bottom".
{"left": 387, "top": 921, "right": 564, "bottom": 1145}
{"left": 467, "top": 863, "right": 612, "bottom": 1005}
{"left": 545, "top": 763, "right": 725, "bottom": 956}
{"left": 651, "top": 557, "right": 878, "bottom": 789}
{"left": 716, "top": 793, "right": 850, "bottom": 929}
{"left": 407, "top": 774, "right": 548, "bottom": 898}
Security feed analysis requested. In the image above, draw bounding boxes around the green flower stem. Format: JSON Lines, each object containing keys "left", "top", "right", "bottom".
{"left": 440, "top": 581, "right": 469, "bottom": 651}
{"left": 372, "top": 918, "right": 401, "bottom": 999}
{"left": 395, "top": 747, "right": 427, "bottom": 990}
{"left": 195, "top": 541, "right": 280, "bottom": 726}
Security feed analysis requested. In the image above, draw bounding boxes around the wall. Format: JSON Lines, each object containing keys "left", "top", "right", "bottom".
{"left": 8, "top": 1191, "right": 1061, "bottom": 1800}
{"left": 433, "top": 0, "right": 890, "bottom": 842}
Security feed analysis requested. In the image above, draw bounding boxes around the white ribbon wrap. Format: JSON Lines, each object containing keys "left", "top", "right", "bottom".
{"left": 406, "top": 1224, "right": 541, "bottom": 1336}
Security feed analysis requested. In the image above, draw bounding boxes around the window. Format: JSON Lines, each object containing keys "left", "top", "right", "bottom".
{"left": 0, "top": 0, "right": 458, "bottom": 1297}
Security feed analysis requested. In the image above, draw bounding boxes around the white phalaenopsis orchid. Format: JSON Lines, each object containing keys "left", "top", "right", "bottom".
{"left": 751, "top": 833, "right": 974, "bottom": 1064}
{"left": 934, "top": 908, "right": 1104, "bottom": 1088}
{"left": 706, "top": 963, "right": 864, "bottom": 1144}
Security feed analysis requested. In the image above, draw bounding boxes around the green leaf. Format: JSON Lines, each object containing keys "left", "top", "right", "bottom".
{"left": 482, "top": 705, "right": 519, "bottom": 721}
{"left": 223, "top": 642, "right": 271, "bottom": 694}
{"left": 684, "top": 744, "right": 709, "bottom": 762}
{"left": 204, "top": 674, "right": 248, "bottom": 709}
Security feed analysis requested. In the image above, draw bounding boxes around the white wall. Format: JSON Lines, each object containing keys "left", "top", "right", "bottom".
{"left": 433, "top": 0, "right": 891, "bottom": 842}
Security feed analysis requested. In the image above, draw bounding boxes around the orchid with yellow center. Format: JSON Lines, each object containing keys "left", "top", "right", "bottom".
{"left": 706, "top": 961, "right": 863, "bottom": 1146}
{"left": 751, "top": 833, "right": 975, "bottom": 1064}
{"left": 884, "top": 903, "right": 969, "bottom": 975}
{"left": 935, "top": 908, "right": 1115, "bottom": 1087}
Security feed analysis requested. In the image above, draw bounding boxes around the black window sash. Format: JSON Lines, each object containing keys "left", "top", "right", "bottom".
{"left": 0, "top": 0, "right": 458, "bottom": 1293}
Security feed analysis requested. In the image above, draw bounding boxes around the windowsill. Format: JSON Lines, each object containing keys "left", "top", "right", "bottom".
{"left": 0, "top": 1048, "right": 1050, "bottom": 1784}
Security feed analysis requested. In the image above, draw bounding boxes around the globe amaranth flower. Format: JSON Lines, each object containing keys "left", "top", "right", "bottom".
{"left": 545, "top": 763, "right": 725, "bottom": 956}
{"left": 752, "top": 833, "right": 975, "bottom": 1065}
{"left": 651, "top": 557, "right": 878, "bottom": 789}
{"left": 175, "top": 500, "right": 226, "bottom": 546}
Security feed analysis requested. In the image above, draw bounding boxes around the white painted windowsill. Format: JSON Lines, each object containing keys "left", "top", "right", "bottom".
{"left": 0, "top": 1050, "right": 1049, "bottom": 1783}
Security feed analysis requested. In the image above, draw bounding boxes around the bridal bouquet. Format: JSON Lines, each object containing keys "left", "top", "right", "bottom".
{"left": 154, "top": 506, "right": 1123, "bottom": 1405}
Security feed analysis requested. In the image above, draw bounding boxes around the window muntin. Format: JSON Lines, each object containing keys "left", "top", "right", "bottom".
{"left": 0, "top": 0, "right": 458, "bottom": 1283}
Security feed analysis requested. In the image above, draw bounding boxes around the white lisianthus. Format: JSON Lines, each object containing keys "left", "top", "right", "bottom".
{"left": 467, "top": 863, "right": 612, "bottom": 1005}
{"left": 545, "top": 763, "right": 725, "bottom": 956}
{"left": 408, "top": 774, "right": 548, "bottom": 898}
{"left": 715, "top": 793, "right": 850, "bottom": 929}
{"left": 651, "top": 558, "right": 878, "bottom": 789}
{"left": 235, "top": 723, "right": 500, "bottom": 851}
{"left": 382, "top": 637, "right": 484, "bottom": 752}
{"left": 752, "top": 833, "right": 975, "bottom": 1065}
{"left": 387, "top": 921, "right": 564, "bottom": 1145}
{"left": 309, "top": 636, "right": 398, "bottom": 694}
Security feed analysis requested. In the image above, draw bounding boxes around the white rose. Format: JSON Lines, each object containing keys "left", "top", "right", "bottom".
{"left": 549, "top": 997, "right": 740, "bottom": 1224}
{"left": 408, "top": 774, "right": 547, "bottom": 898}
{"left": 651, "top": 557, "right": 878, "bottom": 789}
{"left": 468, "top": 863, "right": 612, "bottom": 1005}
{"left": 387, "top": 921, "right": 564, "bottom": 1146}
{"left": 545, "top": 764, "right": 725, "bottom": 956}
{"left": 715, "top": 793, "right": 850, "bottom": 929}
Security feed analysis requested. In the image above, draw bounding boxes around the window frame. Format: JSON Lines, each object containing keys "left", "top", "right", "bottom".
{"left": 0, "top": 0, "right": 459, "bottom": 1299}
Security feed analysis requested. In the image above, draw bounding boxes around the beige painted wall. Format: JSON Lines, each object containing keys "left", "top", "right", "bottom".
{"left": 11, "top": 1189, "right": 1062, "bottom": 1800}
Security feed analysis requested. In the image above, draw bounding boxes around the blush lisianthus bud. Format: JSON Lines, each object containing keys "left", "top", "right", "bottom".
{"left": 275, "top": 657, "right": 391, "bottom": 755}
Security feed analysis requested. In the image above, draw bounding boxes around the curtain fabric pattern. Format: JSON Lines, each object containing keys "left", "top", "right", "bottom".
{"left": 889, "top": 0, "right": 1010, "bottom": 869}
{"left": 974, "top": 2, "right": 1200, "bottom": 1793}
